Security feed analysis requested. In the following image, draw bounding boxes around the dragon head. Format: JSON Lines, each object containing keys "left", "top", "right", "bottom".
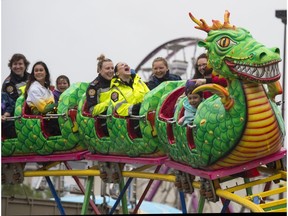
{"left": 189, "top": 10, "right": 281, "bottom": 83}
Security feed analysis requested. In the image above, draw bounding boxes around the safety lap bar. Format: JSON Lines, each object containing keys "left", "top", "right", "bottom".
{"left": 44, "top": 113, "right": 66, "bottom": 119}
{"left": 187, "top": 124, "right": 196, "bottom": 129}
{"left": 97, "top": 114, "right": 112, "bottom": 119}
{"left": 166, "top": 118, "right": 176, "bottom": 124}
{"left": 4, "top": 116, "right": 21, "bottom": 121}
{"left": 129, "top": 114, "right": 146, "bottom": 120}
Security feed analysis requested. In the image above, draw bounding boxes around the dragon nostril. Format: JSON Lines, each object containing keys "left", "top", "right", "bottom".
{"left": 259, "top": 52, "right": 267, "bottom": 59}
{"left": 274, "top": 47, "right": 280, "bottom": 54}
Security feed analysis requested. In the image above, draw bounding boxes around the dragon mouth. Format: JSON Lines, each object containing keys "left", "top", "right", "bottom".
{"left": 225, "top": 60, "right": 281, "bottom": 83}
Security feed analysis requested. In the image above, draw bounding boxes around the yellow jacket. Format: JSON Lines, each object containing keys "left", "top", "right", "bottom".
{"left": 110, "top": 74, "right": 149, "bottom": 116}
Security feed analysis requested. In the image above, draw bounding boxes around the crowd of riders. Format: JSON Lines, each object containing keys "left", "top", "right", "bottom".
{"left": 1, "top": 53, "right": 227, "bottom": 139}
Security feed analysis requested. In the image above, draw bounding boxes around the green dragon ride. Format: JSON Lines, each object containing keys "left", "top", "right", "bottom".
{"left": 178, "top": 10, "right": 285, "bottom": 170}
{"left": 2, "top": 11, "right": 285, "bottom": 172}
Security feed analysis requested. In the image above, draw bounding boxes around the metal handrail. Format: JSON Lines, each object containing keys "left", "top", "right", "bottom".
{"left": 97, "top": 114, "right": 112, "bottom": 119}
{"left": 129, "top": 114, "right": 146, "bottom": 120}
{"left": 44, "top": 113, "right": 66, "bottom": 119}
{"left": 166, "top": 118, "right": 176, "bottom": 124}
{"left": 3, "top": 116, "right": 21, "bottom": 121}
{"left": 187, "top": 124, "right": 196, "bottom": 129}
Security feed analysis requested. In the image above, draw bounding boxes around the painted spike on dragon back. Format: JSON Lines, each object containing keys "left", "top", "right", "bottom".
{"left": 164, "top": 10, "right": 285, "bottom": 170}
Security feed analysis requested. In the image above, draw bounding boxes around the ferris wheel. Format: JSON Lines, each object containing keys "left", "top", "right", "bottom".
{"left": 135, "top": 37, "right": 205, "bottom": 81}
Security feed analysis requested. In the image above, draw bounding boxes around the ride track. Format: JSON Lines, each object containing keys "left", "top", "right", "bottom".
{"left": 2, "top": 11, "right": 287, "bottom": 214}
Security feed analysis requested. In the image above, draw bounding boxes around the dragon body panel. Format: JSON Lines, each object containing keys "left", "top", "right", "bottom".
{"left": 207, "top": 81, "right": 283, "bottom": 170}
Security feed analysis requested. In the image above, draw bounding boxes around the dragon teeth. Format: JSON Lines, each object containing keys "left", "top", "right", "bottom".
{"left": 259, "top": 67, "right": 265, "bottom": 78}
{"left": 251, "top": 67, "right": 257, "bottom": 75}
{"left": 234, "top": 63, "right": 279, "bottom": 78}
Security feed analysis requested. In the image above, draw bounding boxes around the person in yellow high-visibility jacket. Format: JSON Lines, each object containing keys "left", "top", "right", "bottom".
{"left": 110, "top": 62, "right": 150, "bottom": 136}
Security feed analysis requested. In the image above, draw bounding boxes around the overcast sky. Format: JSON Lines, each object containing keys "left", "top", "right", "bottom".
{"left": 1, "top": 0, "right": 286, "bottom": 85}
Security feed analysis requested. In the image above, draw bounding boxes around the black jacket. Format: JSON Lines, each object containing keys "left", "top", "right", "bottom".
{"left": 146, "top": 70, "right": 181, "bottom": 90}
{"left": 2, "top": 71, "right": 30, "bottom": 102}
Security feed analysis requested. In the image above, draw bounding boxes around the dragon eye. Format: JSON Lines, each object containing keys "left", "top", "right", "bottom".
{"left": 217, "top": 37, "right": 235, "bottom": 48}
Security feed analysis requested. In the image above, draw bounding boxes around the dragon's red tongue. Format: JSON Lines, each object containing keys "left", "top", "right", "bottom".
{"left": 225, "top": 60, "right": 236, "bottom": 67}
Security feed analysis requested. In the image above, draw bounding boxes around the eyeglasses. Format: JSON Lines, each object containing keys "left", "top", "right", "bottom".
{"left": 197, "top": 63, "right": 207, "bottom": 68}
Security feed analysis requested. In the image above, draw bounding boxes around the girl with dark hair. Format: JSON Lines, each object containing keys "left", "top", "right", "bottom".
{"left": 193, "top": 53, "right": 212, "bottom": 78}
{"left": 53, "top": 75, "right": 70, "bottom": 103}
{"left": 24, "top": 61, "right": 57, "bottom": 115}
{"left": 24, "top": 61, "right": 60, "bottom": 135}
{"left": 192, "top": 53, "right": 227, "bottom": 99}
{"left": 178, "top": 80, "right": 203, "bottom": 126}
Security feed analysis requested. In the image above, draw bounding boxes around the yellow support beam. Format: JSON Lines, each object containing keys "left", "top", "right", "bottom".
{"left": 216, "top": 188, "right": 265, "bottom": 212}
{"left": 23, "top": 169, "right": 177, "bottom": 182}
{"left": 259, "top": 198, "right": 286, "bottom": 209}
{"left": 24, "top": 169, "right": 101, "bottom": 177}
{"left": 225, "top": 173, "right": 283, "bottom": 193}
{"left": 245, "top": 186, "right": 286, "bottom": 200}
{"left": 257, "top": 167, "right": 287, "bottom": 180}
{"left": 266, "top": 208, "right": 287, "bottom": 213}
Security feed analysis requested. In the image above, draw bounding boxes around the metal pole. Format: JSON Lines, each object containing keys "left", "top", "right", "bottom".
{"left": 282, "top": 23, "right": 286, "bottom": 121}
{"left": 64, "top": 162, "right": 101, "bottom": 214}
{"left": 179, "top": 191, "right": 187, "bottom": 213}
{"left": 144, "top": 166, "right": 169, "bottom": 201}
{"left": 46, "top": 176, "right": 66, "bottom": 215}
{"left": 109, "top": 177, "right": 132, "bottom": 214}
{"left": 81, "top": 176, "right": 94, "bottom": 215}
{"left": 133, "top": 165, "right": 162, "bottom": 214}
{"left": 275, "top": 10, "right": 287, "bottom": 120}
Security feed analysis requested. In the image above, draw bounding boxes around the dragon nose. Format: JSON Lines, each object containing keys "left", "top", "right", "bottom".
{"left": 259, "top": 52, "right": 267, "bottom": 60}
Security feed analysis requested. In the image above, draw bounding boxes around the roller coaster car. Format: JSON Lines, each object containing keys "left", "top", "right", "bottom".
{"left": 106, "top": 81, "right": 186, "bottom": 157}
{"left": 77, "top": 80, "right": 186, "bottom": 157}
{"left": 22, "top": 101, "right": 62, "bottom": 138}
{"left": 82, "top": 100, "right": 109, "bottom": 138}
{"left": 156, "top": 86, "right": 187, "bottom": 152}
{"left": 1, "top": 97, "right": 22, "bottom": 156}
{"left": 78, "top": 99, "right": 160, "bottom": 156}
{"left": 1, "top": 115, "right": 19, "bottom": 157}
{"left": 173, "top": 96, "right": 196, "bottom": 159}
{"left": 77, "top": 97, "right": 112, "bottom": 154}
{"left": 1, "top": 82, "right": 89, "bottom": 157}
